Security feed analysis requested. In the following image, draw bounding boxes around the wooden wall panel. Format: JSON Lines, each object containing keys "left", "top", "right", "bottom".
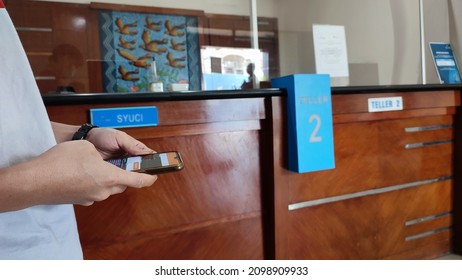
{"left": 8, "top": 0, "right": 95, "bottom": 94}
{"left": 76, "top": 132, "right": 262, "bottom": 232}
{"left": 81, "top": 217, "right": 263, "bottom": 260}
{"left": 286, "top": 181, "right": 452, "bottom": 259}
{"left": 75, "top": 131, "right": 264, "bottom": 259}
{"left": 18, "top": 31, "right": 53, "bottom": 52}
{"left": 47, "top": 97, "right": 268, "bottom": 260}
{"left": 289, "top": 116, "right": 453, "bottom": 203}
{"left": 7, "top": 1, "right": 53, "bottom": 28}
{"left": 332, "top": 90, "right": 460, "bottom": 114}
{"left": 46, "top": 98, "right": 266, "bottom": 125}
{"left": 272, "top": 90, "right": 460, "bottom": 260}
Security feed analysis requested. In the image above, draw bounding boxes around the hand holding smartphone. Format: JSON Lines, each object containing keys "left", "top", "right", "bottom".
{"left": 106, "top": 151, "right": 184, "bottom": 174}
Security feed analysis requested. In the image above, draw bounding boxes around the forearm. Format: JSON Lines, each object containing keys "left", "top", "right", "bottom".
{"left": 0, "top": 141, "right": 99, "bottom": 213}
{"left": 51, "top": 122, "right": 80, "bottom": 143}
{"left": 0, "top": 123, "right": 78, "bottom": 212}
{"left": 0, "top": 159, "right": 46, "bottom": 212}
{"left": 0, "top": 141, "right": 100, "bottom": 213}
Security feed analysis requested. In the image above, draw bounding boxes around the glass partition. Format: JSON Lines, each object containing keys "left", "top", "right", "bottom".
{"left": 272, "top": 0, "right": 460, "bottom": 86}
{"left": 274, "top": 0, "right": 423, "bottom": 86}
{"left": 6, "top": 0, "right": 462, "bottom": 94}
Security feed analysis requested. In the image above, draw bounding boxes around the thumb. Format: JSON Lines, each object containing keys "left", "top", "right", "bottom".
{"left": 119, "top": 170, "right": 158, "bottom": 188}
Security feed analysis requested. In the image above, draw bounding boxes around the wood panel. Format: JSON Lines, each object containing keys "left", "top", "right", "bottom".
{"left": 75, "top": 132, "right": 264, "bottom": 259}
{"left": 81, "top": 216, "right": 263, "bottom": 260}
{"left": 271, "top": 96, "right": 290, "bottom": 260}
{"left": 286, "top": 179, "right": 452, "bottom": 260}
{"left": 46, "top": 98, "right": 266, "bottom": 125}
{"left": 289, "top": 115, "right": 453, "bottom": 203}
{"left": 332, "top": 90, "right": 460, "bottom": 114}
{"left": 272, "top": 89, "right": 460, "bottom": 260}
{"left": 7, "top": 0, "right": 52, "bottom": 28}
{"left": 90, "top": 2, "right": 205, "bottom": 17}
{"left": 8, "top": 0, "right": 95, "bottom": 94}
{"left": 48, "top": 97, "right": 269, "bottom": 260}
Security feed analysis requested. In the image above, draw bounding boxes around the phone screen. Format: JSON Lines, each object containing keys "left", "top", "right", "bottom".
{"left": 106, "top": 152, "right": 183, "bottom": 174}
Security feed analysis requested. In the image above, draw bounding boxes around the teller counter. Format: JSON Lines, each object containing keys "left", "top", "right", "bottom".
{"left": 44, "top": 85, "right": 462, "bottom": 259}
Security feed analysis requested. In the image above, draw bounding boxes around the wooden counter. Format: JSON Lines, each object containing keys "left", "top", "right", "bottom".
{"left": 46, "top": 90, "right": 277, "bottom": 259}
{"left": 44, "top": 85, "right": 462, "bottom": 259}
{"left": 272, "top": 89, "right": 459, "bottom": 259}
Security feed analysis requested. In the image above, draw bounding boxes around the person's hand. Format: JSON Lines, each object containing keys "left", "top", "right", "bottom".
{"left": 25, "top": 140, "right": 157, "bottom": 207}
{"left": 86, "top": 127, "right": 154, "bottom": 159}
{"left": 0, "top": 127, "right": 159, "bottom": 212}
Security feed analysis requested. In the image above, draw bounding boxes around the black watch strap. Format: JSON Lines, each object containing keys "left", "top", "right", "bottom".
{"left": 72, "top": 123, "right": 98, "bottom": 140}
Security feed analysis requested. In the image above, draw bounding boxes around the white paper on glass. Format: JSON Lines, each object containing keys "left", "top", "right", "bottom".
{"left": 313, "top": 24, "right": 349, "bottom": 78}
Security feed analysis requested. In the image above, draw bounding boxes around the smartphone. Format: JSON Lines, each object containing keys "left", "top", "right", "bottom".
{"left": 106, "top": 151, "right": 184, "bottom": 174}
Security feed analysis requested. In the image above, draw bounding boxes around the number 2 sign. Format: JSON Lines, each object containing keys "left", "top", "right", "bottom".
{"left": 272, "top": 74, "right": 335, "bottom": 173}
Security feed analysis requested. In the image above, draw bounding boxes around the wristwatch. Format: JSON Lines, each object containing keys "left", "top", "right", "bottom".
{"left": 72, "top": 123, "right": 98, "bottom": 140}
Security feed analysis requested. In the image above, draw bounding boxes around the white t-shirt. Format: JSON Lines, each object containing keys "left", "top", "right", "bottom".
{"left": 0, "top": 2, "right": 83, "bottom": 259}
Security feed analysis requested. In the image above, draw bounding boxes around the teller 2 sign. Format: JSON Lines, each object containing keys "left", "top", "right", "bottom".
{"left": 272, "top": 74, "right": 335, "bottom": 173}
{"left": 368, "top": 97, "right": 403, "bottom": 113}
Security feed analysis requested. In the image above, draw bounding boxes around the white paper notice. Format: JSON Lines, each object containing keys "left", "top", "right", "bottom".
{"left": 313, "top": 24, "right": 349, "bottom": 78}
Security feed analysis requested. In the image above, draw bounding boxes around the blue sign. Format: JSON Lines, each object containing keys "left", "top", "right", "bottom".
{"left": 429, "top": 42, "right": 462, "bottom": 84}
{"left": 90, "top": 106, "right": 158, "bottom": 128}
{"left": 272, "top": 74, "right": 335, "bottom": 173}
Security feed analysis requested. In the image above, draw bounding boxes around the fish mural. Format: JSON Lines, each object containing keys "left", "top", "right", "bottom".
{"left": 99, "top": 10, "right": 200, "bottom": 93}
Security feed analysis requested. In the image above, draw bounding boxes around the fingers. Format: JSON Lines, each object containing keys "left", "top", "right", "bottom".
{"left": 76, "top": 174, "right": 152, "bottom": 207}
{"left": 116, "top": 131, "right": 155, "bottom": 155}
{"left": 134, "top": 141, "right": 157, "bottom": 155}
{"left": 75, "top": 184, "right": 128, "bottom": 206}
{"left": 87, "top": 128, "right": 156, "bottom": 159}
{"left": 106, "top": 162, "right": 158, "bottom": 188}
